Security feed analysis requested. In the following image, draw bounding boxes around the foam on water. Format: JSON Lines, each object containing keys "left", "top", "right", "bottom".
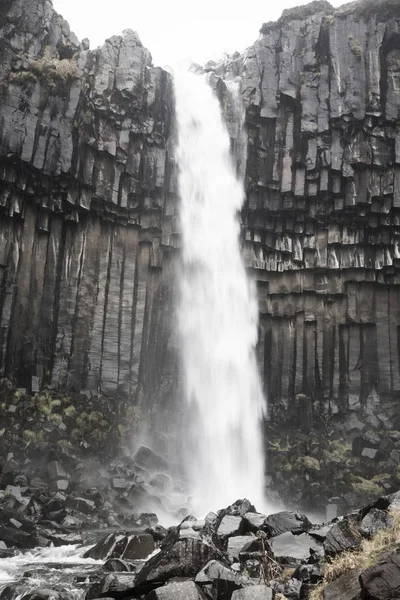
{"left": 174, "top": 69, "right": 267, "bottom": 516}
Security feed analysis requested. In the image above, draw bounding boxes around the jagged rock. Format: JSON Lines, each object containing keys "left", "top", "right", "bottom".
{"left": 103, "top": 559, "right": 135, "bottom": 572}
{"left": 360, "top": 509, "right": 392, "bottom": 538}
{"left": 134, "top": 533, "right": 225, "bottom": 592}
{"left": 242, "top": 512, "right": 267, "bottom": 533}
{"left": 263, "top": 512, "right": 312, "bottom": 537}
{"left": 322, "top": 570, "right": 362, "bottom": 600}
{"left": 216, "top": 515, "right": 243, "bottom": 540}
{"left": 144, "top": 581, "right": 207, "bottom": 600}
{"left": 134, "top": 447, "right": 169, "bottom": 473}
{"left": 84, "top": 532, "right": 155, "bottom": 560}
{"left": 324, "top": 519, "right": 362, "bottom": 556}
{"left": 86, "top": 574, "right": 137, "bottom": 600}
{"left": 359, "top": 549, "right": 400, "bottom": 598}
{"left": 195, "top": 560, "right": 243, "bottom": 600}
{"left": 227, "top": 535, "right": 256, "bottom": 560}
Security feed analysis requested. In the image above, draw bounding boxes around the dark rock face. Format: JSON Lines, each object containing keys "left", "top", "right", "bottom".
{"left": 1, "top": 0, "right": 400, "bottom": 513}
{"left": 323, "top": 570, "right": 362, "bottom": 600}
{"left": 0, "top": 0, "right": 178, "bottom": 421}
{"left": 359, "top": 548, "right": 400, "bottom": 599}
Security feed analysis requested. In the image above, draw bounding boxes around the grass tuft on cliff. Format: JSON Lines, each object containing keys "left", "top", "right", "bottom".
{"left": 310, "top": 509, "right": 400, "bottom": 600}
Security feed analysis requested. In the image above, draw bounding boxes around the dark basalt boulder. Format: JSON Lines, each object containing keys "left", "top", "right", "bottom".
{"left": 134, "top": 534, "right": 226, "bottom": 591}
{"left": 133, "top": 447, "right": 169, "bottom": 473}
{"left": 0, "top": 524, "right": 39, "bottom": 549}
{"left": 359, "top": 549, "right": 400, "bottom": 599}
{"left": 324, "top": 519, "right": 362, "bottom": 557}
{"left": 86, "top": 574, "right": 137, "bottom": 600}
{"left": 263, "top": 511, "right": 312, "bottom": 538}
{"left": 84, "top": 532, "right": 155, "bottom": 561}
{"left": 216, "top": 515, "right": 243, "bottom": 541}
{"left": 322, "top": 570, "right": 362, "bottom": 600}
{"left": 241, "top": 512, "right": 267, "bottom": 533}
{"left": 144, "top": 581, "right": 207, "bottom": 600}
{"left": 103, "top": 558, "right": 136, "bottom": 572}
{"left": 270, "top": 531, "right": 323, "bottom": 564}
{"left": 195, "top": 560, "right": 244, "bottom": 600}
{"left": 360, "top": 508, "right": 392, "bottom": 538}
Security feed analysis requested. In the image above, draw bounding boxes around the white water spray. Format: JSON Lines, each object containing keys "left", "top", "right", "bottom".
{"left": 174, "top": 70, "right": 266, "bottom": 516}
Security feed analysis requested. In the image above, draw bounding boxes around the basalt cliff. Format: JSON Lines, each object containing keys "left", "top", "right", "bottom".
{"left": 1, "top": 0, "right": 400, "bottom": 511}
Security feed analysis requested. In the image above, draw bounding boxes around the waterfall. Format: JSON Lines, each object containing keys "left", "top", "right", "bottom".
{"left": 174, "top": 70, "right": 266, "bottom": 516}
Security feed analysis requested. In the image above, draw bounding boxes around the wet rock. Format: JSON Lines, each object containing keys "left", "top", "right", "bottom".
{"left": 123, "top": 533, "right": 155, "bottom": 560}
{"left": 270, "top": 532, "right": 323, "bottom": 564}
{"left": 86, "top": 573, "right": 137, "bottom": 600}
{"left": 84, "top": 532, "right": 155, "bottom": 560}
{"left": 134, "top": 447, "right": 169, "bottom": 473}
{"left": 0, "top": 525, "right": 38, "bottom": 549}
{"left": 324, "top": 519, "right": 361, "bottom": 556}
{"left": 263, "top": 511, "right": 312, "bottom": 538}
{"left": 23, "top": 590, "right": 71, "bottom": 600}
{"left": 360, "top": 509, "right": 392, "bottom": 538}
{"left": 66, "top": 497, "right": 95, "bottom": 514}
{"left": 322, "top": 570, "right": 362, "bottom": 600}
{"left": 134, "top": 534, "right": 225, "bottom": 592}
{"left": 359, "top": 549, "right": 400, "bottom": 599}
{"left": 103, "top": 558, "right": 135, "bottom": 572}
{"left": 145, "top": 581, "right": 207, "bottom": 599}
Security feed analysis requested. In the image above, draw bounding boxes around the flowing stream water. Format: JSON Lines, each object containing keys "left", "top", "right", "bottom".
{"left": 174, "top": 70, "right": 267, "bottom": 516}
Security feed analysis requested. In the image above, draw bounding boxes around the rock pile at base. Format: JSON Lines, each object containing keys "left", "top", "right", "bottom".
{"left": 2, "top": 493, "right": 392, "bottom": 600}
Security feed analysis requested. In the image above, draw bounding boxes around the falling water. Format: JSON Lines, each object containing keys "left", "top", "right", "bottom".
{"left": 174, "top": 70, "right": 266, "bottom": 515}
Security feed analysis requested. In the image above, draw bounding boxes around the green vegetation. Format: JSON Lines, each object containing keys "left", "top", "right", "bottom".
{"left": 8, "top": 46, "right": 78, "bottom": 92}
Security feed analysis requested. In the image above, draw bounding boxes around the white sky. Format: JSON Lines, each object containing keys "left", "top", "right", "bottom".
{"left": 53, "top": 0, "right": 346, "bottom": 68}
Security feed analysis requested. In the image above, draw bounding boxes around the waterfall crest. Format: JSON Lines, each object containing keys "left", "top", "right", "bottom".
{"left": 174, "top": 70, "right": 267, "bottom": 515}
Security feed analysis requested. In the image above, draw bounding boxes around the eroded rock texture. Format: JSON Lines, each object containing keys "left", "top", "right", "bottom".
{"left": 216, "top": 0, "right": 400, "bottom": 421}
{"left": 0, "top": 0, "right": 179, "bottom": 414}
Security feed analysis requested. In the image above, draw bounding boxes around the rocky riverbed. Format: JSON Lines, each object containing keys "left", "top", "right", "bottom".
{"left": 1, "top": 491, "right": 400, "bottom": 600}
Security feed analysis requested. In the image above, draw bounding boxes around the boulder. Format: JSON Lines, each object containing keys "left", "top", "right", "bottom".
{"left": 359, "top": 549, "right": 400, "bottom": 599}
{"left": 227, "top": 535, "right": 256, "bottom": 560}
{"left": 323, "top": 570, "right": 362, "bottom": 600}
{"left": 103, "top": 559, "right": 135, "bottom": 572}
{"left": 324, "top": 519, "right": 361, "bottom": 556}
{"left": 263, "top": 512, "right": 311, "bottom": 538}
{"left": 86, "top": 574, "right": 137, "bottom": 600}
{"left": 84, "top": 532, "right": 154, "bottom": 561}
{"left": 134, "top": 446, "right": 169, "bottom": 473}
{"left": 195, "top": 560, "right": 243, "bottom": 600}
{"left": 216, "top": 515, "right": 243, "bottom": 540}
{"left": 144, "top": 581, "right": 207, "bottom": 599}
{"left": 242, "top": 512, "right": 267, "bottom": 533}
{"left": 270, "top": 532, "right": 323, "bottom": 564}
{"left": 134, "top": 535, "right": 225, "bottom": 592}
{"left": 360, "top": 509, "right": 392, "bottom": 538}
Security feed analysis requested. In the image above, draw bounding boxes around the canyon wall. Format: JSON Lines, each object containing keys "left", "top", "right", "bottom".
{"left": 0, "top": 0, "right": 179, "bottom": 419}
{"left": 216, "top": 0, "right": 400, "bottom": 426}
{"left": 0, "top": 0, "right": 400, "bottom": 439}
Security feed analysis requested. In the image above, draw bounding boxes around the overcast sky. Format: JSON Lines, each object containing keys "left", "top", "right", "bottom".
{"left": 53, "top": 0, "right": 346, "bottom": 67}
